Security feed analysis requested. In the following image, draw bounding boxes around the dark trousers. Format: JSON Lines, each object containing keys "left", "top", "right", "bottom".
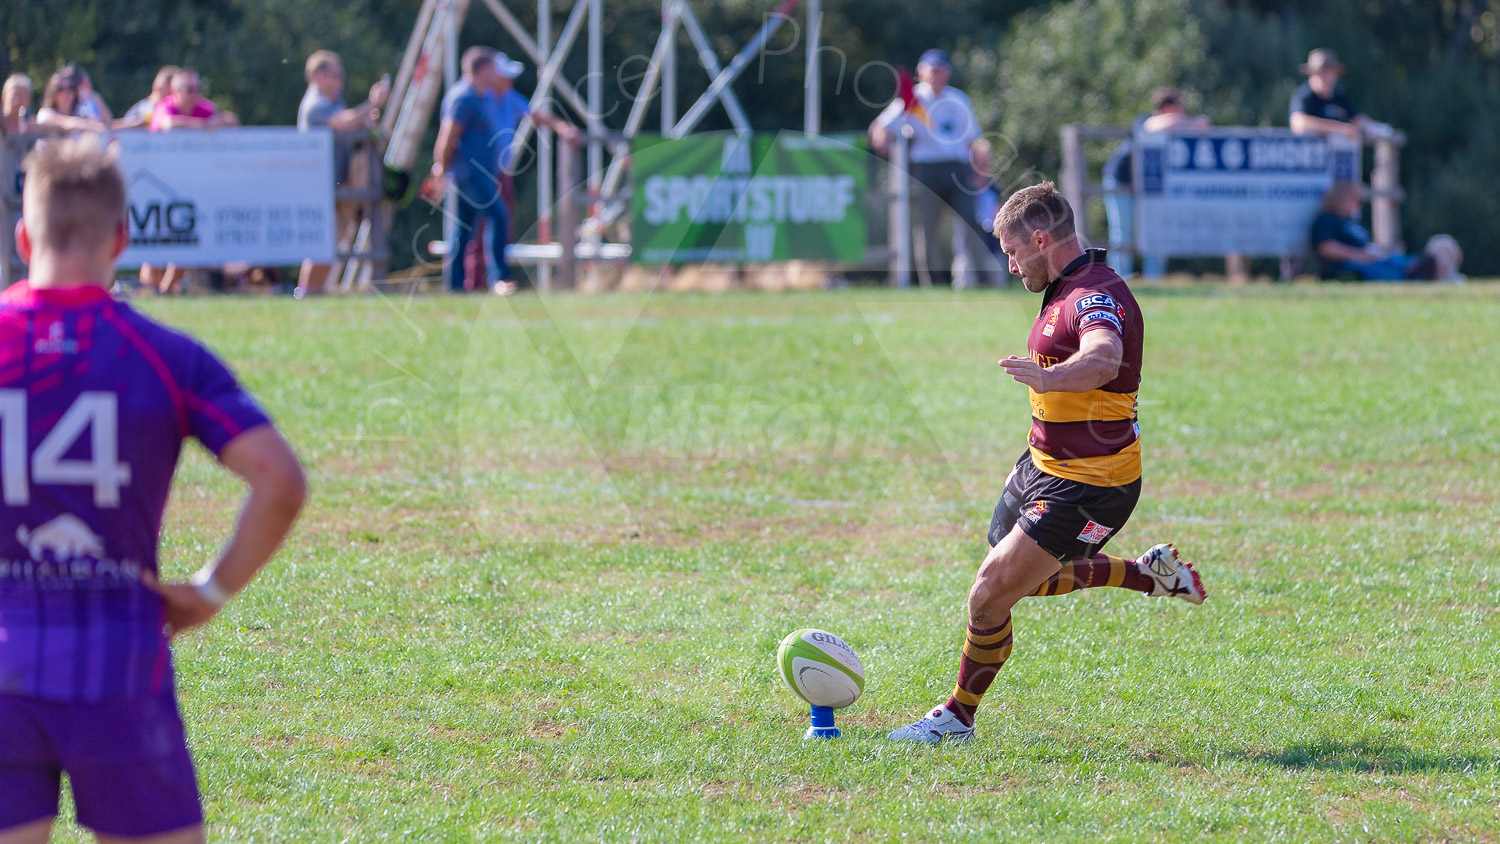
{"left": 911, "top": 160, "right": 990, "bottom": 287}
{"left": 446, "top": 182, "right": 510, "bottom": 292}
{"left": 463, "top": 173, "right": 517, "bottom": 288}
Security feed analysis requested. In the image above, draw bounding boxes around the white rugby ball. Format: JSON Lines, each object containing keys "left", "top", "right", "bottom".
{"left": 777, "top": 628, "right": 865, "bottom": 709}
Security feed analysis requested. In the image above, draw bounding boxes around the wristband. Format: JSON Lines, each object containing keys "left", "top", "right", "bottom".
{"left": 190, "top": 569, "right": 231, "bottom": 608}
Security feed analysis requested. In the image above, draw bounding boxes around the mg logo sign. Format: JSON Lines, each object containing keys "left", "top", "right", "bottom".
{"left": 127, "top": 170, "right": 198, "bottom": 247}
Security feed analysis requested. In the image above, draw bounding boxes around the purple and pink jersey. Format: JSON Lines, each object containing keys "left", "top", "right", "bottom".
{"left": 0, "top": 282, "right": 269, "bottom": 702}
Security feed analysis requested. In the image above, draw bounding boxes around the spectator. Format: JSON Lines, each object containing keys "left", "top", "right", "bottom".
{"left": 1, "top": 74, "right": 33, "bottom": 135}
{"left": 870, "top": 49, "right": 993, "bottom": 287}
{"left": 58, "top": 63, "right": 113, "bottom": 124}
{"left": 1289, "top": 49, "right": 1391, "bottom": 140}
{"left": 464, "top": 52, "right": 580, "bottom": 293}
{"left": 294, "top": 50, "right": 390, "bottom": 296}
{"left": 35, "top": 71, "right": 109, "bottom": 136}
{"left": 114, "top": 65, "right": 178, "bottom": 130}
{"left": 149, "top": 68, "right": 238, "bottom": 131}
{"left": 952, "top": 137, "right": 1008, "bottom": 288}
{"left": 1310, "top": 180, "right": 1463, "bottom": 281}
{"left": 430, "top": 46, "right": 513, "bottom": 295}
{"left": 144, "top": 68, "right": 238, "bottom": 294}
{"left": 1102, "top": 87, "right": 1210, "bottom": 279}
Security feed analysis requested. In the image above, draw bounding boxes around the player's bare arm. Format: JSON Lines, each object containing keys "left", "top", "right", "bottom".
{"left": 145, "top": 426, "right": 307, "bottom": 637}
{"left": 999, "top": 329, "right": 1123, "bottom": 393}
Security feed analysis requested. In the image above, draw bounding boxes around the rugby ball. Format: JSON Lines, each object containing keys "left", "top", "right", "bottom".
{"left": 777, "top": 628, "right": 865, "bottom": 709}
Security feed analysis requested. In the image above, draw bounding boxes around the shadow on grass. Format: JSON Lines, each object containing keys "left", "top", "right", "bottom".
{"left": 1239, "top": 740, "right": 1496, "bottom": 774}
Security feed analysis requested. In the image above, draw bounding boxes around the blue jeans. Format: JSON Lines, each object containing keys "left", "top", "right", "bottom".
{"left": 446, "top": 182, "right": 510, "bottom": 292}
{"left": 1341, "top": 255, "right": 1415, "bottom": 281}
{"left": 1102, "top": 192, "right": 1166, "bottom": 280}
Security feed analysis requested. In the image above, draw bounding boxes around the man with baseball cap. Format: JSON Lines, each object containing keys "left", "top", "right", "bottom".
{"left": 1289, "top": 48, "right": 1389, "bottom": 140}
{"left": 871, "top": 49, "right": 999, "bottom": 288}
{"left": 461, "top": 51, "right": 580, "bottom": 293}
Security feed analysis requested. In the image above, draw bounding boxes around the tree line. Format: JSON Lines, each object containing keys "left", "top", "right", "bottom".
{"left": 4, "top": 0, "right": 1497, "bottom": 274}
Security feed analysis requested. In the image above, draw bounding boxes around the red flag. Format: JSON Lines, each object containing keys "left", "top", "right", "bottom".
{"left": 897, "top": 67, "right": 931, "bottom": 128}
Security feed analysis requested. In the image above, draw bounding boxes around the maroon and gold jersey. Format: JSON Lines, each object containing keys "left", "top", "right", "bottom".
{"left": 1025, "top": 250, "right": 1143, "bottom": 486}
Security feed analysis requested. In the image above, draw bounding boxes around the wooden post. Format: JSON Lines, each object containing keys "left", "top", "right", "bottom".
{"left": 1059, "top": 125, "right": 1089, "bottom": 246}
{"left": 555, "top": 141, "right": 580, "bottom": 291}
{"left": 0, "top": 138, "right": 20, "bottom": 287}
{"left": 1371, "top": 136, "right": 1402, "bottom": 250}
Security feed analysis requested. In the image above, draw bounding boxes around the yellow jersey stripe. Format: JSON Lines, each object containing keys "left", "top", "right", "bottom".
{"left": 1029, "top": 389, "right": 1138, "bottom": 425}
{"left": 1029, "top": 439, "right": 1142, "bottom": 486}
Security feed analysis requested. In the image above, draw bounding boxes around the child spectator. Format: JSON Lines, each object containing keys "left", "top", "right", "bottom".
{"left": 115, "top": 65, "right": 178, "bottom": 130}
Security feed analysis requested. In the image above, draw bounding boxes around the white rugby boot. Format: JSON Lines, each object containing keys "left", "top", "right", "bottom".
{"left": 887, "top": 704, "right": 975, "bottom": 744}
{"left": 1137, "top": 543, "right": 1207, "bottom": 605}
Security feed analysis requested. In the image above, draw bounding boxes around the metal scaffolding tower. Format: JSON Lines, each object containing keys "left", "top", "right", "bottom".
{"left": 349, "top": 0, "right": 825, "bottom": 290}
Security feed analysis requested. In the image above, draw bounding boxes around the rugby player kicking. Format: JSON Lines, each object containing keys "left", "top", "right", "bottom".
{"left": 889, "top": 182, "right": 1205, "bottom": 744}
{"left": 0, "top": 137, "right": 306, "bottom": 842}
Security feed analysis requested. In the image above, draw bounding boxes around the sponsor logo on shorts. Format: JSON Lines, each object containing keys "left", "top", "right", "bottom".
{"left": 1077, "top": 520, "right": 1112, "bottom": 543}
{"left": 1023, "top": 501, "right": 1049, "bottom": 523}
{"left": 1079, "top": 310, "right": 1124, "bottom": 333}
{"left": 1074, "top": 293, "right": 1118, "bottom": 315}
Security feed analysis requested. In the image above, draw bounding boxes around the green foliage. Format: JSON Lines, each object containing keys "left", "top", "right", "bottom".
{"left": 965, "top": 0, "right": 1500, "bottom": 273}
{"left": 4, "top": 0, "right": 1499, "bottom": 272}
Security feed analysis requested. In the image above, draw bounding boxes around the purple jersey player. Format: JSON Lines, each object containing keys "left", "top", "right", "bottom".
{"left": 0, "top": 138, "right": 307, "bottom": 843}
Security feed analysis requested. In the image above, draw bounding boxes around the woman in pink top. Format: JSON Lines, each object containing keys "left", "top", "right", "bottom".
{"left": 148, "top": 68, "right": 238, "bottom": 132}
{"left": 142, "top": 68, "right": 241, "bottom": 294}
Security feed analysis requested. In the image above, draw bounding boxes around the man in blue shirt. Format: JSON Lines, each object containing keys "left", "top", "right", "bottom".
{"left": 432, "top": 47, "right": 511, "bottom": 294}
{"left": 461, "top": 53, "right": 579, "bottom": 293}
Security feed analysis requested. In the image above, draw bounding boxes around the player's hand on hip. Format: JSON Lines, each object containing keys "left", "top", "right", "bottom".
{"left": 1000, "top": 355, "right": 1049, "bottom": 392}
{"left": 141, "top": 571, "right": 220, "bottom": 638}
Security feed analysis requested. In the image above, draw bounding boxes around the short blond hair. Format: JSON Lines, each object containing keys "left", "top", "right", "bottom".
{"left": 3, "top": 73, "right": 32, "bottom": 99}
{"left": 305, "top": 50, "right": 341, "bottom": 83}
{"left": 994, "top": 180, "right": 1076, "bottom": 242}
{"left": 22, "top": 135, "right": 127, "bottom": 255}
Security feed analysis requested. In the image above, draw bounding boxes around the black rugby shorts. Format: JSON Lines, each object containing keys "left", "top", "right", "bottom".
{"left": 988, "top": 450, "right": 1141, "bottom": 560}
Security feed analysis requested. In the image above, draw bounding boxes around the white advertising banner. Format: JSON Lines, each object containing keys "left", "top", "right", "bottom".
{"left": 116, "top": 127, "right": 336, "bottom": 267}
{"left": 1133, "top": 128, "right": 1360, "bottom": 257}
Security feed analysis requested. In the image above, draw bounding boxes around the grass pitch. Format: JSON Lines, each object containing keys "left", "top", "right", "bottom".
{"left": 51, "top": 282, "right": 1500, "bottom": 841}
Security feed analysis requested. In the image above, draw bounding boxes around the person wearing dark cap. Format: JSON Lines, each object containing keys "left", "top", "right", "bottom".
{"left": 1289, "top": 48, "right": 1390, "bottom": 140}
{"left": 870, "top": 49, "right": 994, "bottom": 287}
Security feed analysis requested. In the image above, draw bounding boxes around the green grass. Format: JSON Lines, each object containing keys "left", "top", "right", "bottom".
{"left": 48, "top": 283, "right": 1500, "bottom": 841}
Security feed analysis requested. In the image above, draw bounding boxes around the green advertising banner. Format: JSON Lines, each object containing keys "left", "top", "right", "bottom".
{"left": 631, "top": 132, "right": 867, "bottom": 264}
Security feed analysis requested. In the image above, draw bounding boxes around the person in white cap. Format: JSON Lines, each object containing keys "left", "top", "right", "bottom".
{"left": 461, "top": 51, "right": 580, "bottom": 293}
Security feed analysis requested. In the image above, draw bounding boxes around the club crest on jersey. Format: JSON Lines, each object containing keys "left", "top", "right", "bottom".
{"left": 34, "top": 322, "right": 79, "bottom": 355}
{"left": 1076, "top": 520, "right": 1112, "bottom": 543}
{"left": 1042, "top": 306, "right": 1061, "bottom": 337}
{"left": 1080, "top": 310, "right": 1124, "bottom": 333}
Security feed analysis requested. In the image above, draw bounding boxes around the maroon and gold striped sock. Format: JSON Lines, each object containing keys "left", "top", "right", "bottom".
{"left": 944, "top": 617, "right": 1013, "bottom": 727}
{"left": 1031, "top": 553, "right": 1154, "bottom": 597}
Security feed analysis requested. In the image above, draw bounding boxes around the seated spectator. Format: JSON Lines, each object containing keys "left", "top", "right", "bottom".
{"left": 1103, "top": 87, "right": 1210, "bottom": 279}
{"left": 1289, "top": 49, "right": 1392, "bottom": 140}
{"left": 115, "top": 65, "right": 179, "bottom": 130}
{"left": 295, "top": 50, "right": 390, "bottom": 296}
{"left": 1310, "top": 181, "right": 1463, "bottom": 281}
{"left": 35, "top": 71, "right": 109, "bottom": 136}
{"left": 149, "top": 68, "right": 238, "bottom": 131}
{"left": 1, "top": 74, "right": 33, "bottom": 135}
